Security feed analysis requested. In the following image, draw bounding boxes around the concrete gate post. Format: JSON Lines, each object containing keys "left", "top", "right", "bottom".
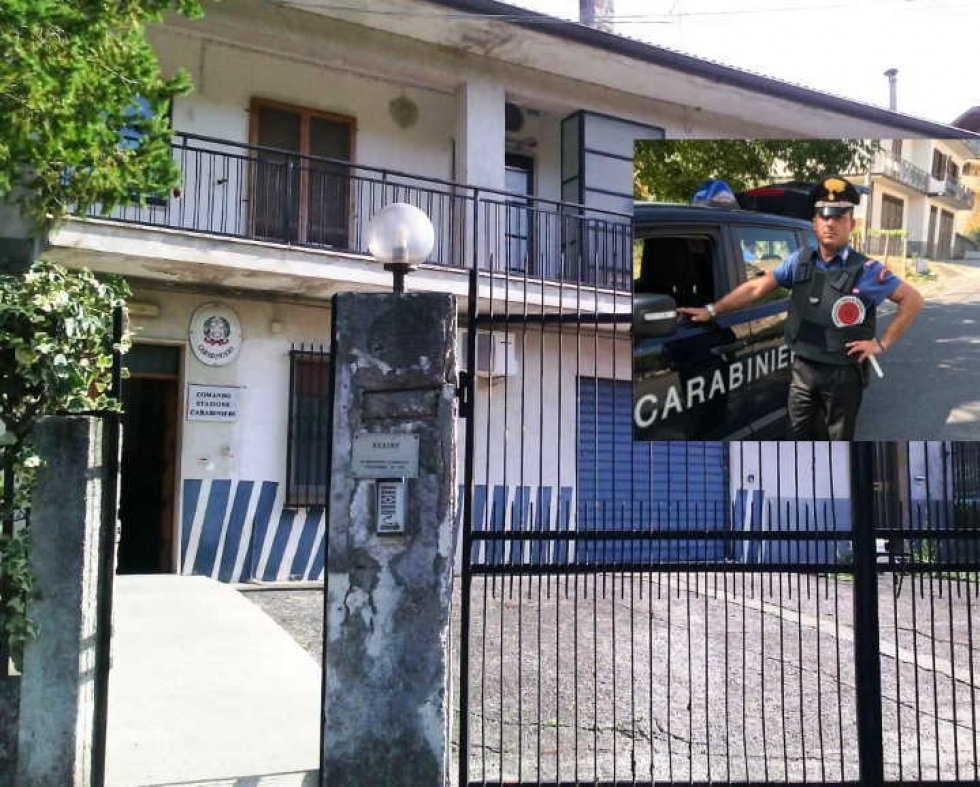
{"left": 16, "top": 416, "right": 112, "bottom": 786}
{"left": 322, "top": 292, "right": 457, "bottom": 786}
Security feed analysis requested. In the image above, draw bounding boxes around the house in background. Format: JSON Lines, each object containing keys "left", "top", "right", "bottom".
{"left": 44, "top": 0, "right": 969, "bottom": 583}
{"left": 854, "top": 138, "right": 977, "bottom": 261}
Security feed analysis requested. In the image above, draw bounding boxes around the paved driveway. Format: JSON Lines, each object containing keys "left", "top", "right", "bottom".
{"left": 250, "top": 570, "right": 980, "bottom": 785}
{"left": 108, "top": 576, "right": 319, "bottom": 787}
{"left": 857, "top": 261, "right": 980, "bottom": 440}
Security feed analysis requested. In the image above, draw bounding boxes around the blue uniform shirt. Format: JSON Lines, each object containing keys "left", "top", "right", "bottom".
{"left": 772, "top": 245, "right": 902, "bottom": 306}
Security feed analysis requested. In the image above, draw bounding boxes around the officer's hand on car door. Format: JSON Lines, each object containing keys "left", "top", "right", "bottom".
{"left": 845, "top": 338, "right": 883, "bottom": 363}
{"left": 677, "top": 306, "right": 712, "bottom": 323}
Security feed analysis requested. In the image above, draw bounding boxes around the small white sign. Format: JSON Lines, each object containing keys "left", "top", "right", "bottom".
{"left": 376, "top": 481, "right": 407, "bottom": 534}
{"left": 189, "top": 302, "right": 243, "bottom": 367}
{"left": 187, "top": 384, "right": 240, "bottom": 422}
{"left": 352, "top": 433, "right": 420, "bottom": 478}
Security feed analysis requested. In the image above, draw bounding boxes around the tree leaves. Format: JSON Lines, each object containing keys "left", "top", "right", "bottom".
{"left": 634, "top": 139, "right": 880, "bottom": 203}
{"left": 0, "top": 0, "right": 202, "bottom": 231}
{"left": 0, "top": 262, "right": 130, "bottom": 441}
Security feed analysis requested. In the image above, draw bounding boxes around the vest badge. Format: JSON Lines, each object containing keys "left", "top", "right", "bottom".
{"left": 831, "top": 295, "right": 866, "bottom": 328}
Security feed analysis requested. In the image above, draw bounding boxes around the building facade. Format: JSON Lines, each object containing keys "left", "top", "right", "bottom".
{"left": 44, "top": 0, "right": 968, "bottom": 581}
{"left": 857, "top": 138, "right": 977, "bottom": 260}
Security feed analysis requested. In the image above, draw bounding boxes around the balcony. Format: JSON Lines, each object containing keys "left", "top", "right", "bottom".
{"left": 927, "top": 174, "right": 975, "bottom": 210}
{"left": 869, "top": 150, "right": 930, "bottom": 193}
{"left": 72, "top": 132, "right": 631, "bottom": 292}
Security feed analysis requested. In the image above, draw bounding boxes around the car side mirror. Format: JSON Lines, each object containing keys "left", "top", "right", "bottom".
{"left": 633, "top": 292, "right": 678, "bottom": 338}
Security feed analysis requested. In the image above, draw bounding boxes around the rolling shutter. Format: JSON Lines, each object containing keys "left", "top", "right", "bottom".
{"left": 577, "top": 377, "right": 729, "bottom": 563}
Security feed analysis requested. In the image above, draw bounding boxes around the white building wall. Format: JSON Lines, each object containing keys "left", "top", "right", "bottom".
{"left": 904, "top": 139, "right": 935, "bottom": 174}
{"left": 729, "top": 442, "right": 949, "bottom": 515}
{"left": 730, "top": 442, "right": 851, "bottom": 525}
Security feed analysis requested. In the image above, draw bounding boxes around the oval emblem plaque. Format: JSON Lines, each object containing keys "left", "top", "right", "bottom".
{"left": 189, "top": 302, "right": 243, "bottom": 366}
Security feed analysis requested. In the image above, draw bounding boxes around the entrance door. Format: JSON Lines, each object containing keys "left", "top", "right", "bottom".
{"left": 937, "top": 209, "right": 954, "bottom": 260}
{"left": 578, "top": 377, "right": 729, "bottom": 563}
{"left": 117, "top": 345, "right": 181, "bottom": 574}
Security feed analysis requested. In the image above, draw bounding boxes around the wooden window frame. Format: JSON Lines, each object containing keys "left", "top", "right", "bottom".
{"left": 248, "top": 98, "right": 357, "bottom": 246}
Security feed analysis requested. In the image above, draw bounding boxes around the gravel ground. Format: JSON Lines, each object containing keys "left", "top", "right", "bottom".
{"left": 242, "top": 587, "right": 325, "bottom": 665}
{"left": 243, "top": 573, "right": 980, "bottom": 784}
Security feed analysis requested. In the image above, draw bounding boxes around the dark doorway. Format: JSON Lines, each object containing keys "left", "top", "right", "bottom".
{"left": 118, "top": 344, "right": 181, "bottom": 574}
{"left": 504, "top": 153, "right": 534, "bottom": 274}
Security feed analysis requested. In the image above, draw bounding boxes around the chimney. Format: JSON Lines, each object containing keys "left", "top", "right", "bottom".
{"left": 884, "top": 68, "right": 898, "bottom": 111}
{"left": 580, "top": 0, "right": 614, "bottom": 32}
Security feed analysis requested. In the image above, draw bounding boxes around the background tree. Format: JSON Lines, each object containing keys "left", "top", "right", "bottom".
{"left": 1, "top": 0, "right": 201, "bottom": 670}
{"left": 634, "top": 139, "right": 879, "bottom": 202}
{"left": 0, "top": 0, "right": 202, "bottom": 230}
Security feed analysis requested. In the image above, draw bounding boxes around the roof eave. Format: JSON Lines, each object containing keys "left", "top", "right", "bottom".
{"left": 426, "top": 0, "right": 978, "bottom": 138}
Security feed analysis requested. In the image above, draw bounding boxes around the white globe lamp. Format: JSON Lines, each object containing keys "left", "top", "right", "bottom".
{"left": 366, "top": 202, "right": 435, "bottom": 293}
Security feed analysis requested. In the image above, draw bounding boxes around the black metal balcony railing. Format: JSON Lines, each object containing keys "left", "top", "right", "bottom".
{"left": 928, "top": 174, "right": 974, "bottom": 208}
{"left": 870, "top": 150, "right": 930, "bottom": 192}
{"left": 84, "top": 132, "right": 632, "bottom": 290}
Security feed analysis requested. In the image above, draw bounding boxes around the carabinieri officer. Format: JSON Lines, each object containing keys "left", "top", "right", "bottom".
{"left": 679, "top": 175, "right": 924, "bottom": 440}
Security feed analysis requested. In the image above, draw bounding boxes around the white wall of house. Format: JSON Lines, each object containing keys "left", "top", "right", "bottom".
{"left": 153, "top": 0, "right": 808, "bottom": 144}
{"left": 728, "top": 441, "right": 949, "bottom": 529}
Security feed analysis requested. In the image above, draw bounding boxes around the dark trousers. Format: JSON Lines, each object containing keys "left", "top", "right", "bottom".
{"left": 787, "top": 356, "right": 864, "bottom": 440}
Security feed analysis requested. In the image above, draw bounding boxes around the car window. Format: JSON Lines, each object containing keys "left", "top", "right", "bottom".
{"left": 735, "top": 226, "right": 798, "bottom": 302}
{"left": 634, "top": 235, "right": 717, "bottom": 308}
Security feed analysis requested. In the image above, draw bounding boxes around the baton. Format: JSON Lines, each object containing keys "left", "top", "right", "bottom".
{"left": 869, "top": 355, "right": 884, "bottom": 378}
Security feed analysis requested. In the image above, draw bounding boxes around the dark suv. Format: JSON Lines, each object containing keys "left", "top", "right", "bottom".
{"left": 633, "top": 202, "right": 817, "bottom": 440}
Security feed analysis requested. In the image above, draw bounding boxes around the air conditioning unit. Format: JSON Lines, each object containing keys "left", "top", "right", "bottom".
{"left": 474, "top": 331, "right": 518, "bottom": 378}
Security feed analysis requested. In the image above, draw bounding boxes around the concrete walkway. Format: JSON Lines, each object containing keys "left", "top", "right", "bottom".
{"left": 106, "top": 575, "right": 320, "bottom": 786}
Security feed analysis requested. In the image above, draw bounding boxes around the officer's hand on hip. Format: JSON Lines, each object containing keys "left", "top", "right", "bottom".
{"left": 845, "top": 338, "right": 884, "bottom": 363}
{"left": 677, "top": 306, "right": 711, "bottom": 323}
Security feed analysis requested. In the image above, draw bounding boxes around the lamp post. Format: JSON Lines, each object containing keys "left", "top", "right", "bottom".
{"left": 366, "top": 202, "right": 435, "bottom": 294}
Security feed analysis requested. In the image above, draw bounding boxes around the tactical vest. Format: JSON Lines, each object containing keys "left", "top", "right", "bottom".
{"left": 785, "top": 249, "right": 876, "bottom": 366}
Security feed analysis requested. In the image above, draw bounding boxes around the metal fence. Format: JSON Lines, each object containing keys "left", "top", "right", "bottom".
{"left": 457, "top": 441, "right": 980, "bottom": 785}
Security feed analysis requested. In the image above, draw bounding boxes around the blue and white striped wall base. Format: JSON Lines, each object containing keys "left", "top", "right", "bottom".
{"left": 180, "top": 479, "right": 325, "bottom": 583}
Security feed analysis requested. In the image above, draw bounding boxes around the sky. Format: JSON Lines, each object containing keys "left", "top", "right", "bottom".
{"left": 512, "top": 0, "right": 977, "bottom": 126}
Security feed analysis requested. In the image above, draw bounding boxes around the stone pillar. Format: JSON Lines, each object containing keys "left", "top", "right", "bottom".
{"left": 322, "top": 292, "right": 457, "bottom": 787}
{"left": 17, "top": 417, "right": 110, "bottom": 787}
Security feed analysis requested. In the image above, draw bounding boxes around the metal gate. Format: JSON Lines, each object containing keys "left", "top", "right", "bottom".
{"left": 456, "top": 195, "right": 980, "bottom": 784}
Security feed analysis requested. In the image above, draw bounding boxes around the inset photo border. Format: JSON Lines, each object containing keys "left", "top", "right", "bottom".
{"left": 632, "top": 138, "right": 980, "bottom": 441}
